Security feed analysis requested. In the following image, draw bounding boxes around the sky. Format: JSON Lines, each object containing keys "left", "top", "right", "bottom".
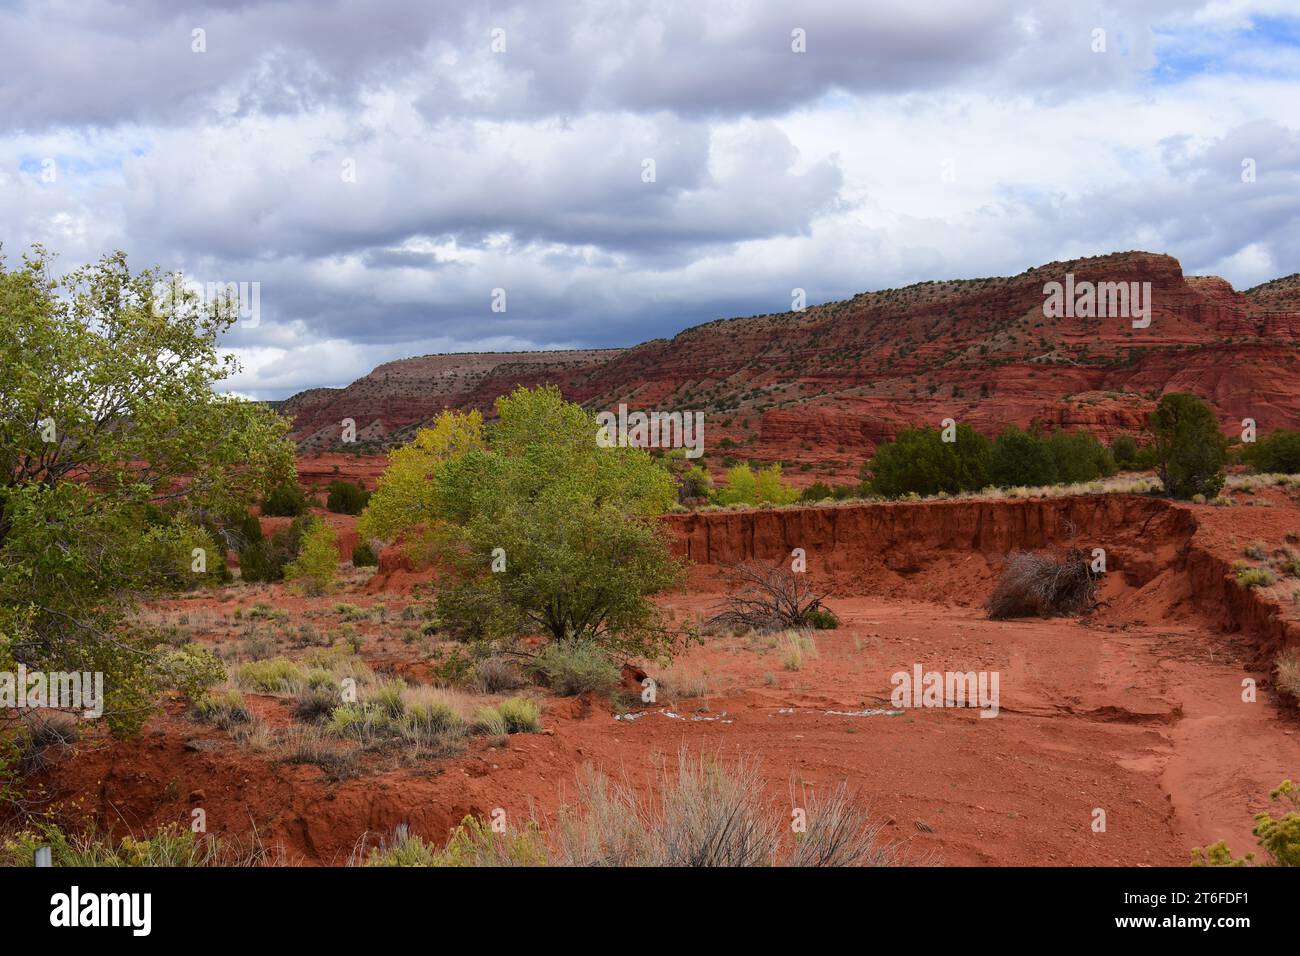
{"left": 2, "top": 0, "right": 1299, "bottom": 399}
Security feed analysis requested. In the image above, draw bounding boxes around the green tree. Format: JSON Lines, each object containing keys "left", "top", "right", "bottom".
{"left": 1110, "top": 434, "right": 1139, "bottom": 470}
{"left": 1045, "top": 430, "right": 1116, "bottom": 484}
{"left": 1149, "top": 392, "right": 1226, "bottom": 499}
{"left": 0, "top": 245, "right": 293, "bottom": 735}
{"left": 864, "top": 424, "right": 991, "bottom": 498}
{"left": 284, "top": 518, "right": 338, "bottom": 595}
{"left": 377, "top": 387, "right": 684, "bottom": 657}
{"left": 753, "top": 463, "right": 800, "bottom": 505}
{"left": 715, "top": 462, "right": 798, "bottom": 506}
{"left": 356, "top": 409, "right": 485, "bottom": 558}
{"left": 990, "top": 426, "right": 1057, "bottom": 487}
{"left": 715, "top": 462, "right": 758, "bottom": 505}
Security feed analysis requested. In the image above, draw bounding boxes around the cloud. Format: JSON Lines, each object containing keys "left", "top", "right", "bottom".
{"left": 1, "top": 0, "right": 1298, "bottom": 399}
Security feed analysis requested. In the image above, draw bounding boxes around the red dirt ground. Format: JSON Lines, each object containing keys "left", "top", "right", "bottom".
{"left": 18, "top": 483, "right": 1300, "bottom": 866}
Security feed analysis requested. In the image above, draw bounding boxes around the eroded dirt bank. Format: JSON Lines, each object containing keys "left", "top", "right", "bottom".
{"left": 18, "top": 489, "right": 1300, "bottom": 866}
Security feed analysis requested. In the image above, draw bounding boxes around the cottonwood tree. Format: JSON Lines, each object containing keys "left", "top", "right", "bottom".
{"left": 363, "top": 387, "right": 685, "bottom": 658}
{"left": 0, "top": 246, "right": 295, "bottom": 737}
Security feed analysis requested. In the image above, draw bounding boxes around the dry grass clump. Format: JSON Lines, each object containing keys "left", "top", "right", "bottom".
{"left": 358, "top": 752, "right": 902, "bottom": 867}
{"left": 986, "top": 548, "right": 1099, "bottom": 619}
{"left": 549, "top": 751, "right": 900, "bottom": 867}
{"left": 1277, "top": 648, "right": 1300, "bottom": 700}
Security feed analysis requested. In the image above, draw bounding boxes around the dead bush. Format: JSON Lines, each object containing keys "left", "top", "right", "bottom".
{"left": 706, "top": 560, "right": 837, "bottom": 633}
{"left": 986, "top": 548, "right": 1099, "bottom": 619}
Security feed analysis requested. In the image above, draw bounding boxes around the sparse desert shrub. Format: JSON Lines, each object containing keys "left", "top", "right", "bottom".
{"left": 787, "top": 784, "right": 902, "bottom": 867}
{"left": 707, "top": 560, "right": 837, "bottom": 633}
{"left": 281, "top": 727, "right": 362, "bottom": 778}
{"left": 365, "top": 816, "right": 547, "bottom": 867}
{"left": 781, "top": 637, "right": 803, "bottom": 672}
{"left": 292, "top": 685, "right": 341, "bottom": 723}
{"left": 549, "top": 751, "right": 899, "bottom": 868}
{"left": 1236, "top": 567, "right": 1276, "bottom": 589}
{"left": 474, "top": 656, "right": 528, "bottom": 692}
{"left": 10, "top": 712, "right": 79, "bottom": 775}
{"left": 0, "top": 822, "right": 233, "bottom": 867}
{"left": 325, "top": 703, "right": 392, "bottom": 741}
{"left": 1192, "top": 780, "right": 1300, "bottom": 867}
{"left": 192, "top": 688, "right": 251, "bottom": 729}
{"left": 472, "top": 706, "right": 509, "bottom": 737}
{"left": 1244, "top": 542, "right": 1268, "bottom": 560}
{"left": 986, "top": 549, "right": 1099, "bottom": 619}
{"left": 526, "top": 641, "right": 621, "bottom": 696}
{"left": 331, "top": 602, "right": 367, "bottom": 621}
{"left": 493, "top": 697, "right": 541, "bottom": 733}
{"left": 1275, "top": 649, "right": 1300, "bottom": 699}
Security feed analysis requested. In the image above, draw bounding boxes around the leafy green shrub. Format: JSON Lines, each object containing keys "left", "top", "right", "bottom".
{"left": 714, "top": 463, "right": 800, "bottom": 506}
{"left": 326, "top": 480, "right": 371, "bottom": 515}
{"left": 526, "top": 641, "right": 621, "bottom": 696}
{"left": 990, "top": 426, "right": 1056, "bottom": 488}
{"left": 474, "top": 656, "right": 528, "bottom": 692}
{"left": 1243, "top": 429, "right": 1300, "bottom": 474}
{"left": 800, "top": 482, "right": 833, "bottom": 503}
{"left": 802, "top": 608, "right": 840, "bottom": 630}
{"left": 1045, "top": 430, "right": 1116, "bottom": 483}
{"left": 261, "top": 482, "right": 311, "bottom": 517}
{"left": 863, "top": 424, "right": 991, "bottom": 498}
{"left": 1150, "top": 393, "right": 1226, "bottom": 500}
{"left": 351, "top": 541, "right": 379, "bottom": 567}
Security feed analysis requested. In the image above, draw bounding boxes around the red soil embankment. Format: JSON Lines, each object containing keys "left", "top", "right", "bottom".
{"left": 665, "top": 495, "right": 1300, "bottom": 672}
